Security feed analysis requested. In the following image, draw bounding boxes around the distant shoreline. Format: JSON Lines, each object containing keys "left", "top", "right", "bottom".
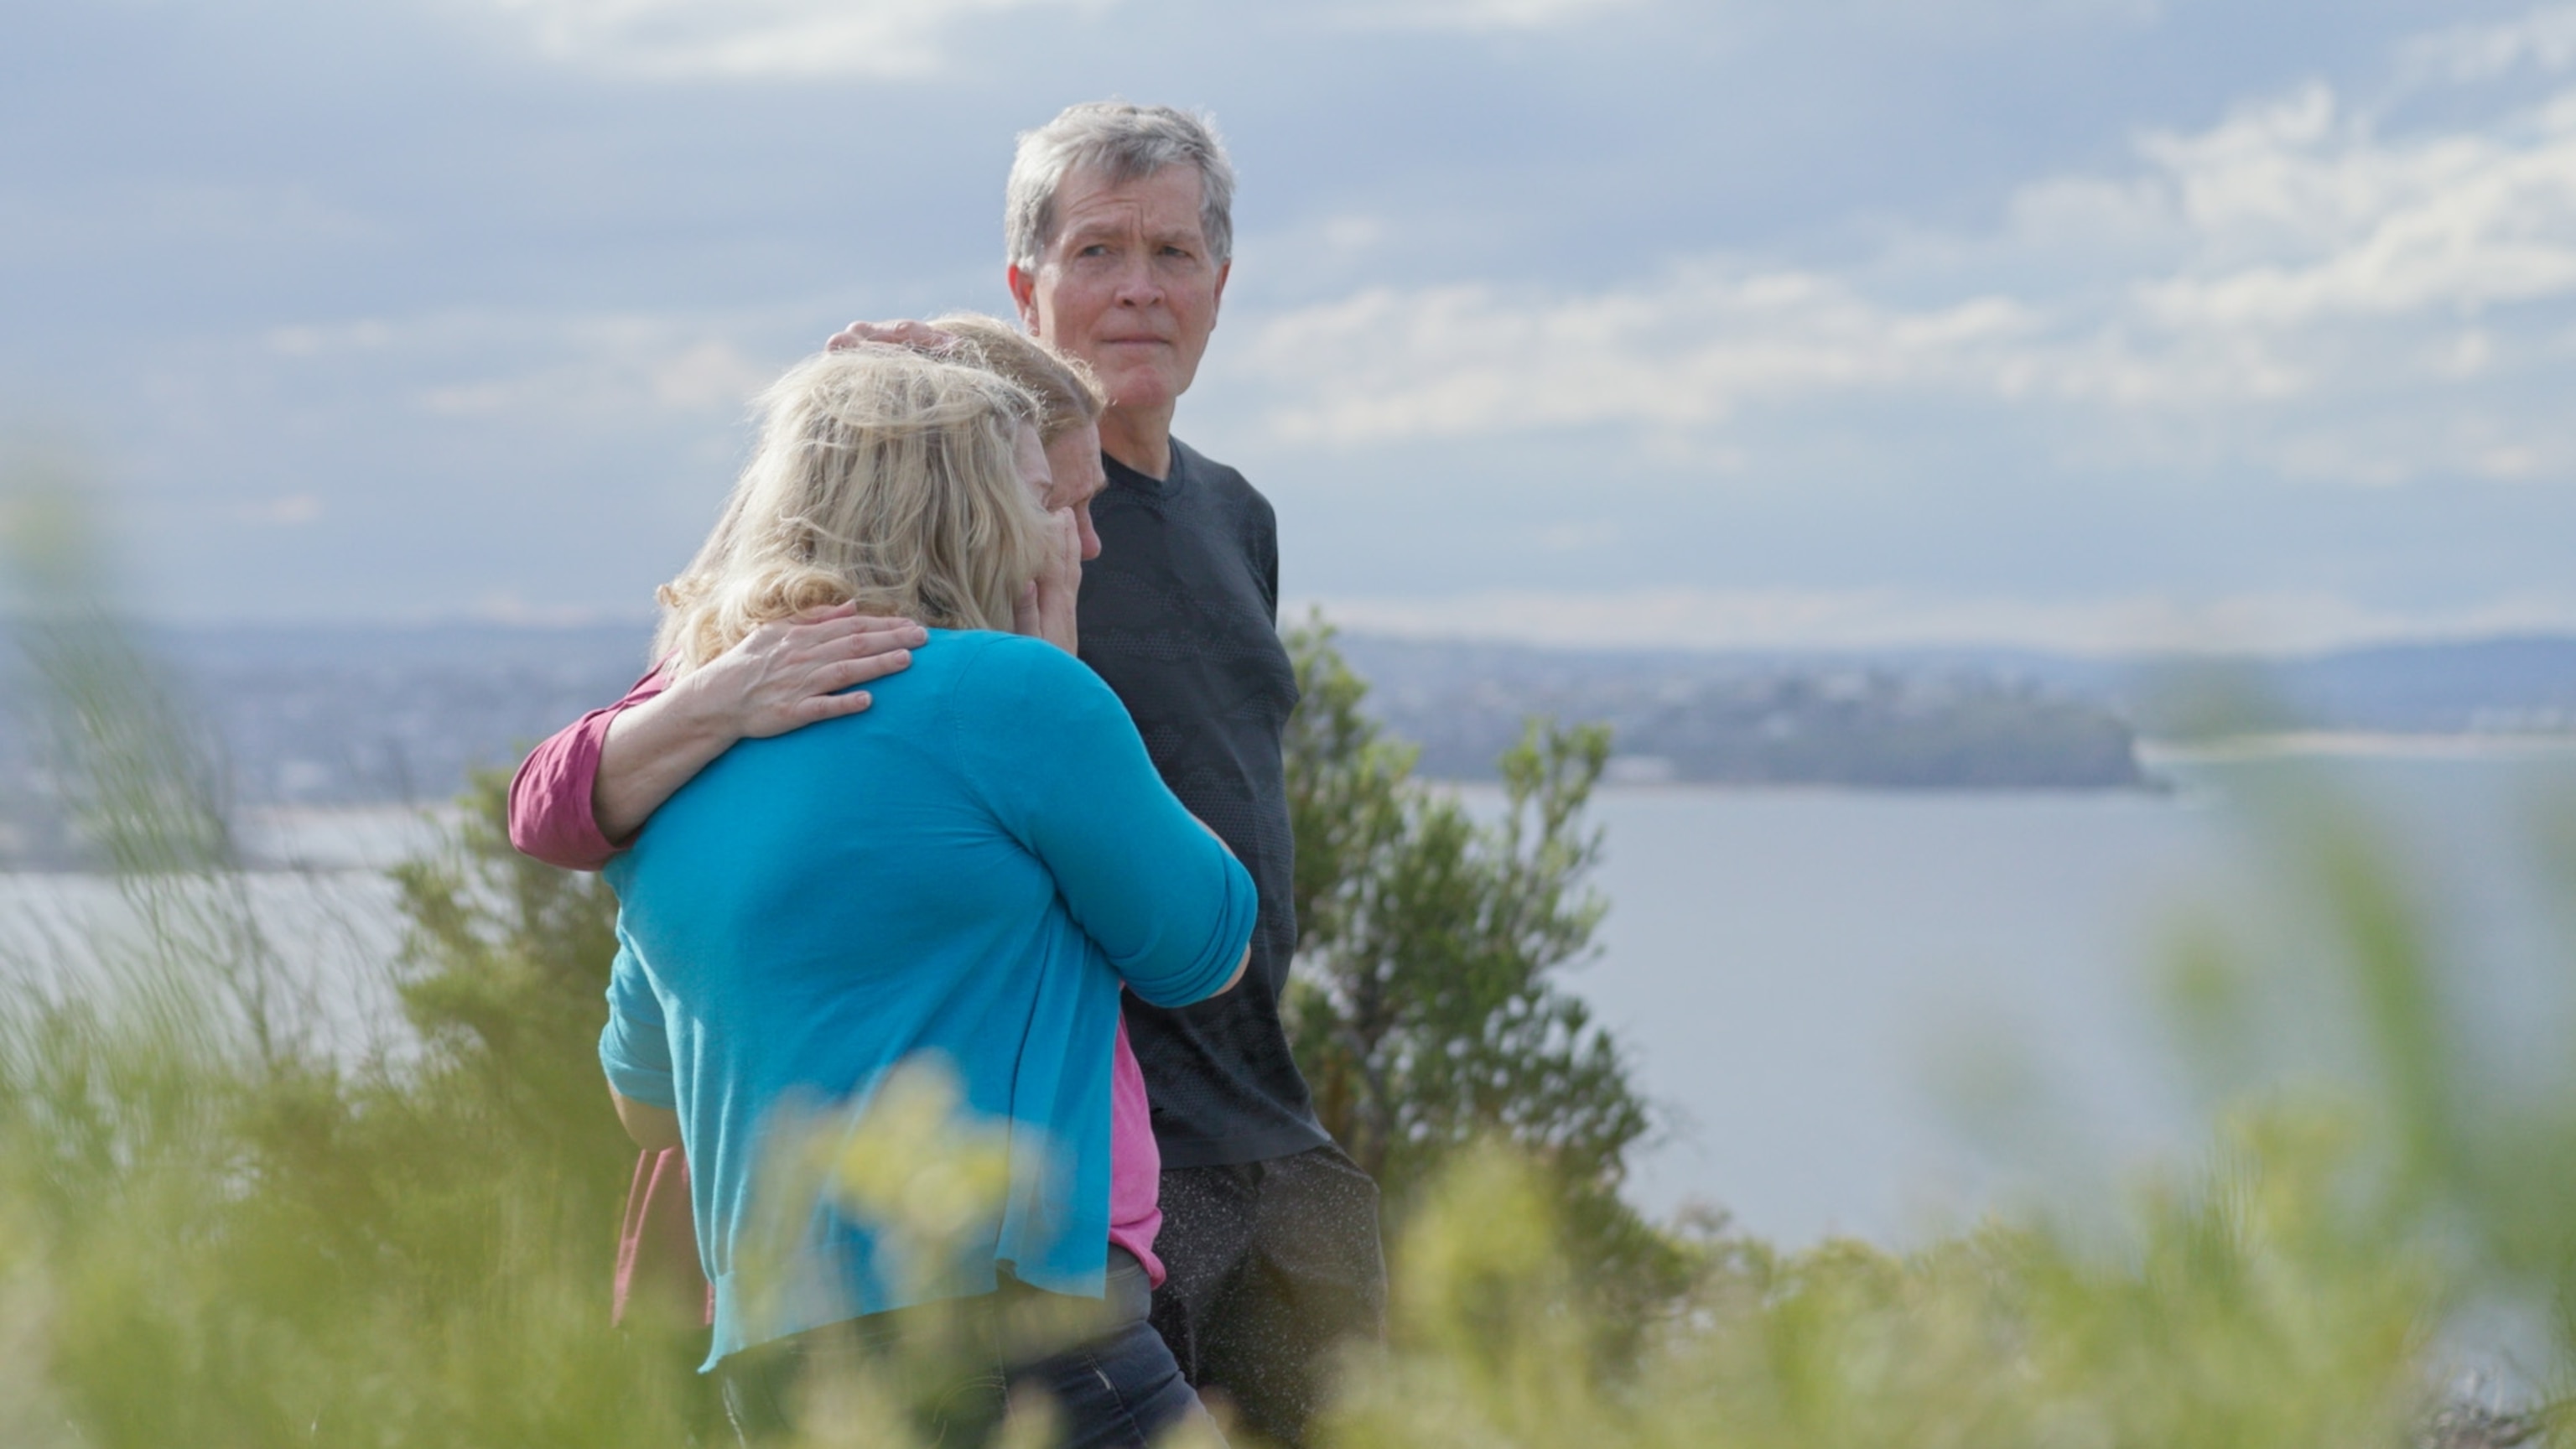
{"left": 2138, "top": 731, "right": 2576, "bottom": 766}
{"left": 1421, "top": 730, "right": 2576, "bottom": 797}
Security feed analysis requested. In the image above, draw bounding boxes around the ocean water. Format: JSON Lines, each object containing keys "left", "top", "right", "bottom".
{"left": 1544, "top": 746, "right": 2576, "bottom": 1244}
{"left": 6, "top": 750, "right": 2573, "bottom": 1250}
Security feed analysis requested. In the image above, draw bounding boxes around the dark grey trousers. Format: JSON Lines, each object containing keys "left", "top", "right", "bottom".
{"left": 1147, "top": 1144, "right": 1388, "bottom": 1448}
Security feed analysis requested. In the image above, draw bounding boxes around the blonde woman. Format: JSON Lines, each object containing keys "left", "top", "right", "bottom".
{"left": 527, "top": 322, "right": 1183, "bottom": 1378}
{"left": 595, "top": 345, "right": 1251, "bottom": 1446}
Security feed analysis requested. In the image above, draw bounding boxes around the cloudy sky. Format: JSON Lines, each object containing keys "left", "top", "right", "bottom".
{"left": 8, "top": 0, "right": 2575, "bottom": 652}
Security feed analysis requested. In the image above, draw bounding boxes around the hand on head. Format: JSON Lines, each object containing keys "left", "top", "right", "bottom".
{"left": 825, "top": 319, "right": 955, "bottom": 353}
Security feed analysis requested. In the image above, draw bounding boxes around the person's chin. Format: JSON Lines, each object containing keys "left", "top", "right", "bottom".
{"left": 1101, "top": 362, "right": 1184, "bottom": 411}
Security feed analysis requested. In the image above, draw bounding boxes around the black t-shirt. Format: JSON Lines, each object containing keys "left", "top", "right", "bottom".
{"left": 1078, "top": 438, "right": 1329, "bottom": 1170}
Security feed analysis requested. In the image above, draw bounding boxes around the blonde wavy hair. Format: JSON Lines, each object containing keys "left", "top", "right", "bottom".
{"left": 652, "top": 346, "right": 1048, "bottom": 674}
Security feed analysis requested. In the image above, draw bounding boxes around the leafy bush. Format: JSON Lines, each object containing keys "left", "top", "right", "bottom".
{"left": 1282, "top": 619, "right": 1685, "bottom": 1325}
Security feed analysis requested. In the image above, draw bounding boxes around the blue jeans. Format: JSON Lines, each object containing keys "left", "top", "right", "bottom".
{"left": 1015, "top": 1251, "right": 1214, "bottom": 1449}
{"left": 721, "top": 1249, "right": 1219, "bottom": 1448}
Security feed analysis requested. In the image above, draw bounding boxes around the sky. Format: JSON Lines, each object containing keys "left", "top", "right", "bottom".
{"left": 6, "top": 0, "right": 2575, "bottom": 654}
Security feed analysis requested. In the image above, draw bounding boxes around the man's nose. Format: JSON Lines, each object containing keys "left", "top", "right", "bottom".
{"left": 1111, "top": 255, "right": 1162, "bottom": 306}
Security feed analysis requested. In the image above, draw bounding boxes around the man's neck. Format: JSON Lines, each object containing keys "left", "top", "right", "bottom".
{"left": 1098, "top": 404, "right": 1176, "bottom": 481}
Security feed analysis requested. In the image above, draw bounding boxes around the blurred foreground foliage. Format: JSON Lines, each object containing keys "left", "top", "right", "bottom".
{"left": 4, "top": 487, "right": 2575, "bottom": 1443}
{"left": 0, "top": 617, "right": 711, "bottom": 1440}
{"left": 2, "top": 467, "right": 709, "bottom": 1442}
{"left": 1309, "top": 787, "right": 2576, "bottom": 1449}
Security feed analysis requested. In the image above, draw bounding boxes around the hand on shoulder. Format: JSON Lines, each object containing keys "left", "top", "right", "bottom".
{"left": 676, "top": 603, "right": 928, "bottom": 740}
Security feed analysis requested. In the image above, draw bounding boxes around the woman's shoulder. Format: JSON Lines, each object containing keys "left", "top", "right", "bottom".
{"left": 927, "top": 627, "right": 1073, "bottom": 671}
{"left": 931, "top": 633, "right": 1135, "bottom": 792}
{"left": 931, "top": 630, "right": 1112, "bottom": 705}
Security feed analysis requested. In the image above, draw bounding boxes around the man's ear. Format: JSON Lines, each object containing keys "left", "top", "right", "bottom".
{"left": 1210, "top": 260, "right": 1230, "bottom": 325}
{"left": 1007, "top": 264, "right": 1041, "bottom": 335}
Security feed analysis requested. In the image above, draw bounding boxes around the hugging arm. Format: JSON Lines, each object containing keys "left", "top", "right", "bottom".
{"left": 964, "top": 642, "right": 1256, "bottom": 1006}
{"left": 594, "top": 608, "right": 924, "bottom": 839}
{"left": 600, "top": 934, "right": 683, "bottom": 1150}
{"left": 507, "top": 605, "right": 924, "bottom": 867}
{"left": 508, "top": 670, "right": 665, "bottom": 872}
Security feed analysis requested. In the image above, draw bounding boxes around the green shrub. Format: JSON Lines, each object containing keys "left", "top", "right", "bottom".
{"left": 1282, "top": 620, "right": 1685, "bottom": 1330}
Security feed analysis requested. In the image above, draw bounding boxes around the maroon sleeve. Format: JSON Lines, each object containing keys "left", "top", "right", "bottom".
{"left": 506, "top": 667, "right": 671, "bottom": 872}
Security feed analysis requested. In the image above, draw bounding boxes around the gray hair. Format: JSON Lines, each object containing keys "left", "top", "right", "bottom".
{"left": 1005, "top": 101, "right": 1236, "bottom": 273}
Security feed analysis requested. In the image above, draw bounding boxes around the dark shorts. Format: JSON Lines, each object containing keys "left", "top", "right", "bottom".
{"left": 1148, "top": 1144, "right": 1388, "bottom": 1448}
{"left": 720, "top": 1249, "right": 1215, "bottom": 1448}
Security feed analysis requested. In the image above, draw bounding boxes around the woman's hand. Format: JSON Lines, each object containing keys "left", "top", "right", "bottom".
{"left": 593, "top": 605, "right": 924, "bottom": 842}
{"left": 1012, "top": 508, "right": 1084, "bottom": 655}
{"left": 673, "top": 603, "right": 926, "bottom": 741}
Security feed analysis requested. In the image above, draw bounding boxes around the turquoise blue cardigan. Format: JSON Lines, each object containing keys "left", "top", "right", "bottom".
{"left": 600, "top": 630, "right": 1256, "bottom": 1368}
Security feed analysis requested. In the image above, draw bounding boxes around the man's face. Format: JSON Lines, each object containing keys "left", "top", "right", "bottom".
{"left": 1010, "top": 164, "right": 1228, "bottom": 417}
{"left": 1041, "top": 422, "right": 1108, "bottom": 562}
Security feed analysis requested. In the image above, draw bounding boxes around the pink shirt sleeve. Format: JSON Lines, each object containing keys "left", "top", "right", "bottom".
{"left": 506, "top": 667, "right": 671, "bottom": 872}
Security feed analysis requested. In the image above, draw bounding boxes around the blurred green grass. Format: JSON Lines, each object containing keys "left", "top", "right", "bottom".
{"left": 8, "top": 463, "right": 2575, "bottom": 1447}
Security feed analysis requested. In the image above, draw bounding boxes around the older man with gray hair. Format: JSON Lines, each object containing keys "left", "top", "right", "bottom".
{"left": 993, "top": 101, "right": 1387, "bottom": 1446}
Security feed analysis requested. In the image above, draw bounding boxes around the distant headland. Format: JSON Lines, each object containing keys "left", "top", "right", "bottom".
{"left": 6, "top": 623, "right": 2576, "bottom": 868}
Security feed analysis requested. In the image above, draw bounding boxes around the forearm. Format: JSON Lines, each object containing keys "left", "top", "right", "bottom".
{"left": 589, "top": 606, "right": 922, "bottom": 845}
{"left": 611, "top": 1089, "right": 683, "bottom": 1151}
{"left": 1021, "top": 689, "right": 1257, "bottom": 1007}
{"left": 512, "top": 681, "right": 667, "bottom": 870}
{"left": 594, "top": 683, "right": 740, "bottom": 844}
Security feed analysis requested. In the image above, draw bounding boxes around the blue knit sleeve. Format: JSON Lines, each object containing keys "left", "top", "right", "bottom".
{"left": 950, "top": 634, "right": 1257, "bottom": 1008}
{"left": 600, "top": 924, "right": 678, "bottom": 1109}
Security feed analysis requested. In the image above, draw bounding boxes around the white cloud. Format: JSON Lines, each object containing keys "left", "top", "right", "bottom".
{"left": 2397, "top": 4, "right": 2576, "bottom": 86}
{"left": 1321, "top": 0, "right": 1647, "bottom": 31}
{"left": 2137, "top": 87, "right": 2576, "bottom": 327}
{"left": 1, "top": 181, "right": 377, "bottom": 260}
{"left": 1244, "top": 267, "right": 2042, "bottom": 445}
{"left": 1239, "top": 60, "right": 2576, "bottom": 486}
{"left": 266, "top": 320, "right": 397, "bottom": 357}
{"left": 1296, "top": 586, "right": 2576, "bottom": 656}
{"left": 416, "top": 329, "right": 771, "bottom": 419}
{"left": 242, "top": 307, "right": 786, "bottom": 421}
{"left": 240, "top": 494, "right": 325, "bottom": 526}
{"left": 473, "top": 0, "right": 1646, "bottom": 74}
{"left": 474, "top": 0, "right": 1099, "bottom": 78}
{"left": 467, "top": 589, "right": 625, "bottom": 626}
